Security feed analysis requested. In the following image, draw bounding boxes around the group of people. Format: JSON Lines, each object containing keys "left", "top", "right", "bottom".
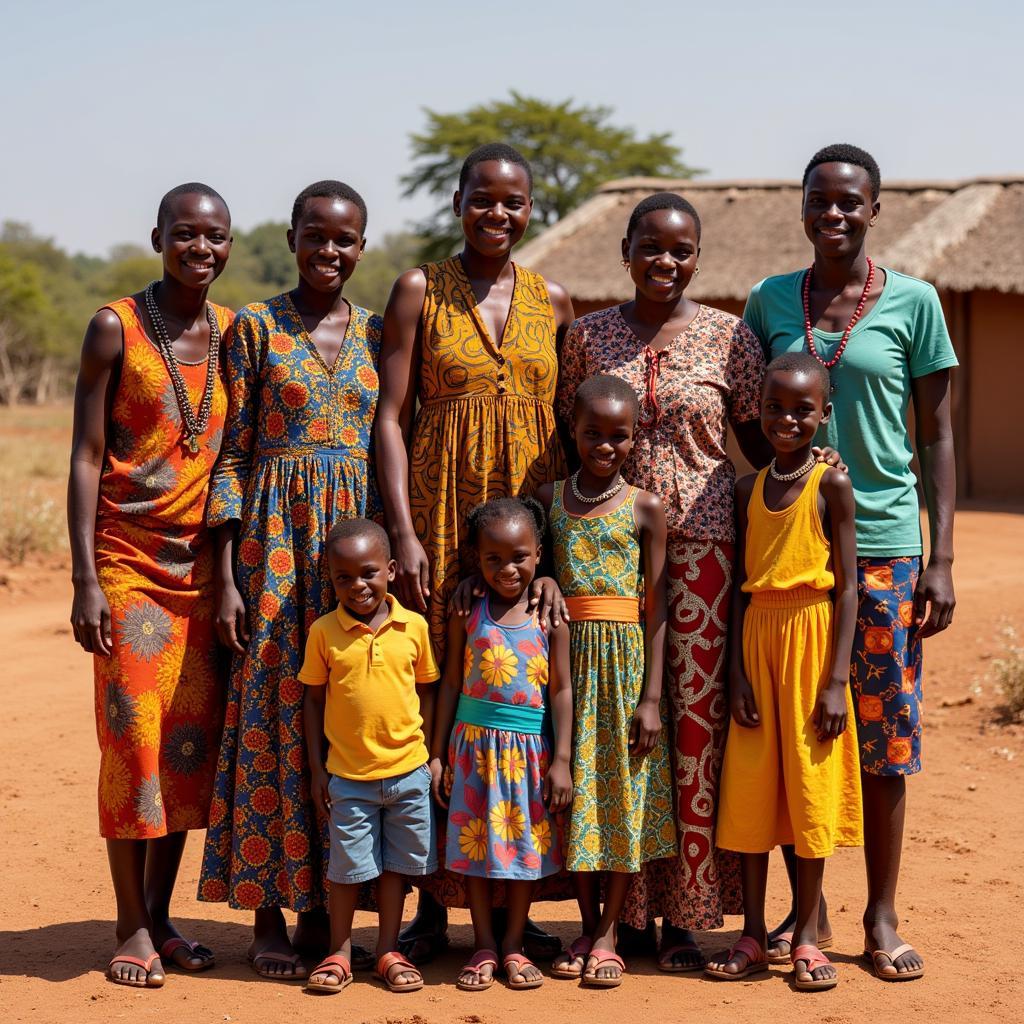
{"left": 68, "top": 140, "right": 957, "bottom": 997}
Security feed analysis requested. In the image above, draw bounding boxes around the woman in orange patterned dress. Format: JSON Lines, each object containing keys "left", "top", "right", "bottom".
{"left": 69, "top": 184, "right": 233, "bottom": 989}
{"left": 376, "top": 144, "right": 574, "bottom": 961}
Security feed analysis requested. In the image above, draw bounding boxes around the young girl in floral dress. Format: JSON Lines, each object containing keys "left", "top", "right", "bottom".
{"left": 429, "top": 498, "right": 574, "bottom": 992}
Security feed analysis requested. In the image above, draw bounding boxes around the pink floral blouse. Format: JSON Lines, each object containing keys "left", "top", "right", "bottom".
{"left": 557, "top": 304, "right": 765, "bottom": 542}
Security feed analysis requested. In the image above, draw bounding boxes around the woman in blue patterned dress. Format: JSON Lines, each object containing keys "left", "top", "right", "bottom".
{"left": 198, "top": 182, "right": 382, "bottom": 980}
{"left": 429, "top": 498, "right": 573, "bottom": 991}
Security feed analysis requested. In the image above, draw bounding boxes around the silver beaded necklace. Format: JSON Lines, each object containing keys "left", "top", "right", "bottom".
{"left": 768, "top": 453, "right": 816, "bottom": 482}
{"left": 569, "top": 469, "right": 625, "bottom": 505}
{"left": 144, "top": 282, "right": 220, "bottom": 454}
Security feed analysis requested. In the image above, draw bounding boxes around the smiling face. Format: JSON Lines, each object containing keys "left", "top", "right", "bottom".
{"left": 327, "top": 532, "right": 396, "bottom": 620}
{"left": 622, "top": 208, "right": 700, "bottom": 304}
{"left": 573, "top": 396, "right": 636, "bottom": 480}
{"left": 151, "top": 193, "right": 232, "bottom": 289}
{"left": 454, "top": 160, "right": 533, "bottom": 257}
{"left": 476, "top": 516, "right": 540, "bottom": 603}
{"left": 287, "top": 196, "right": 365, "bottom": 293}
{"left": 802, "top": 162, "right": 879, "bottom": 259}
{"left": 760, "top": 369, "right": 831, "bottom": 454}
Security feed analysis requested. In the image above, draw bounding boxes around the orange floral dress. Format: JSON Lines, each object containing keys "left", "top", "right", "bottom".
{"left": 94, "top": 296, "right": 232, "bottom": 839}
{"left": 410, "top": 257, "right": 565, "bottom": 665}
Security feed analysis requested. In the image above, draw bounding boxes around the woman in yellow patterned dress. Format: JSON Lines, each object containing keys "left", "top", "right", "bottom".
{"left": 375, "top": 144, "right": 574, "bottom": 960}
{"left": 69, "top": 184, "right": 233, "bottom": 988}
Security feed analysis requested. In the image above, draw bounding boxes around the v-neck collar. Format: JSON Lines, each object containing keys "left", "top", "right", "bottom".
{"left": 450, "top": 255, "right": 518, "bottom": 358}
{"left": 284, "top": 291, "right": 353, "bottom": 375}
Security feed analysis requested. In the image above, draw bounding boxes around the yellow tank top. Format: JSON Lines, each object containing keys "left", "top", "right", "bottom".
{"left": 741, "top": 461, "right": 834, "bottom": 593}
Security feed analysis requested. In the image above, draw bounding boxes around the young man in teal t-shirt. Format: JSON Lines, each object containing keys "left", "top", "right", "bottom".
{"left": 741, "top": 144, "right": 956, "bottom": 986}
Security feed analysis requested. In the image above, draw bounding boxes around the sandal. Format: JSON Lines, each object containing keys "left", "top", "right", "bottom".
{"left": 657, "top": 940, "right": 704, "bottom": 973}
{"left": 551, "top": 936, "right": 593, "bottom": 979}
{"left": 305, "top": 954, "right": 353, "bottom": 994}
{"left": 159, "top": 937, "right": 215, "bottom": 972}
{"left": 503, "top": 951, "right": 544, "bottom": 990}
{"left": 792, "top": 944, "right": 838, "bottom": 991}
{"left": 374, "top": 951, "right": 424, "bottom": 992}
{"left": 704, "top": 935, "right": 770, "bottom": 981}
{"left": 582, "top": 949, "right": 625, "bottom": 989}
{"left": 107, "top": 952, "right": 164, "bottom": 988}
{"left": 864, "top": 943, "right": 924, "bottom": 982}
{"left": 457, "top": 948, "right": 498, "bottom": 991}
{"left": 247, "top": 948, "right": 308, "bottom": 980}
{"left": 767, "top": 930, "right": 832, "bottom": 965}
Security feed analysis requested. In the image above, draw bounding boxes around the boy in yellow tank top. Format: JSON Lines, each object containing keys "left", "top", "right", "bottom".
{"left": 706, "top": 353, "right": 862, "bottom": 992}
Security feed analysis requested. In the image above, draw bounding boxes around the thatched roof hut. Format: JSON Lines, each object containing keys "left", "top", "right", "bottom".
{"left": 518, "top": 176, "right": 1024, "bottom": 501}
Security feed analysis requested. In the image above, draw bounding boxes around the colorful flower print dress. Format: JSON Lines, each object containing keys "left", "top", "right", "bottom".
{"left": 443, "top": 596, "right": 563, "bottom": 881}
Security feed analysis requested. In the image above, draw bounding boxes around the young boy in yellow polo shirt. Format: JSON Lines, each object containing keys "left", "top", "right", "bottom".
{"left": 300, "top": 519, "right": 439, "bottom": 995}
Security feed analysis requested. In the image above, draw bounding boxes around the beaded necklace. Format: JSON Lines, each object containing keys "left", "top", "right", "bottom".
{"left": 144, "top": 282, "right": 220, "bottom": 454}
{"left": 569, "top": 469, "right": 624, "bottom": 505}
{"left": 802, "top": 257, "right": 875, "bottom": 384}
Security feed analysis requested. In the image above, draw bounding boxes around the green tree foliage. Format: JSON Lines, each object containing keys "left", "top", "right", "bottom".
{"left": 402, "top": 91, "right": 698, "bottom": 260}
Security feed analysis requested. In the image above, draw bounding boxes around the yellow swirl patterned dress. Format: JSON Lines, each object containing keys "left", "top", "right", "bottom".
{"left": 410, "top": 257, "right": 565, "bottom": 663}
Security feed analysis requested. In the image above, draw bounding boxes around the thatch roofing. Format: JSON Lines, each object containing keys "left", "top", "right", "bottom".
{"left": 516, "top": 176, "right": 1024, "bottom": 301}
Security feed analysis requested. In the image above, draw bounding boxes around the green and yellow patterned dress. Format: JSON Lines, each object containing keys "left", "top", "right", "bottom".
{"left": 550, "top": 481, "right": 676, "bottom": 872}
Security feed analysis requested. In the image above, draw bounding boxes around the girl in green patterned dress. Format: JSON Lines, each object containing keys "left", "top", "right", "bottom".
{"left": 536, "top": 374, "right": 676, "bottom": 988}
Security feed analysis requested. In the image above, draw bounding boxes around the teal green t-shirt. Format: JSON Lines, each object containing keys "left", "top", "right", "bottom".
{"left": 743, "top": 268, "right": 958, "bottom": 557}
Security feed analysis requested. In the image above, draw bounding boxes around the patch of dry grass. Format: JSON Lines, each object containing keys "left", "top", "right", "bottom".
{"left": 0, "top": 404, "right": 70, "bottom": 563}
{"left": 993, "top": 624, "right": 1024, "bottom": 722}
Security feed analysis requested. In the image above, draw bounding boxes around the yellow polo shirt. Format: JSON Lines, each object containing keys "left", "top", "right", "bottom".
{"left": 298, "top": 596, "right": 439, "bottom": 780}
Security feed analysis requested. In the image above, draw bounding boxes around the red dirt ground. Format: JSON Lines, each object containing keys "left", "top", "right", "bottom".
{"left": 2, "top": 509, "right": 1022, "bottom": 1024}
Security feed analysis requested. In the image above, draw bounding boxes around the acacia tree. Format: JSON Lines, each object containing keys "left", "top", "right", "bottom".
{"left": 401, "top": 91, "right": 698, "bottom": 260}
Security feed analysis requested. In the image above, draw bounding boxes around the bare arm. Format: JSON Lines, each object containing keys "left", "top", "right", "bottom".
{"left": 416, "top": 682, "right": 436, "bottom": 768}
{"left": 630, "top": 490, "right": 667, "bottom": 756}
{"left": 728, "top": 475, "right": 758, "bottom": 727}
{"left": 375, "top": 268, "right": 430, "bottom": 611}
{"left": 911, "top": 369, "right": 956, "bottom": 637}
{"left": 68, "top": 309, "right": 123, "bottom": 657}
{"left": 544, "top": 619, "right": 574, "bottom": 812}
{"left": 546, "top": 280, "right": 577, "bottom": 466}
{"left": 428, "top": 613, "right": 468, "bottom": 808}
{"left": 302, "top": 684, "right": 330, "bottom": 816}
{"left": 814, "top": 468, "right": 857, "bottom": 741}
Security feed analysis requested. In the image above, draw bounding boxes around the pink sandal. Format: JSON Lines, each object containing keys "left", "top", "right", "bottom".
{"left": 704, "top": 935, "right": 770, "bottom": 981}
{"left": 457, "top": 948, "right": 498, "bottom": 991}
{"left": 551, "top": 936, "right": 593, "bottom": 979}
{"left": 374, "top": 951, "right": 423, "bottom": 992}
{"left": 582, "top": 949, "right": 625, "bottom": 988}
{"left": 305, "top": 954, "right": 352, "bottom": 994}
{"left": 792, "top": 944, "right": 838, "bottom": 991}
{"left": 503, "top": 951, "right": 544, "bottom": 990}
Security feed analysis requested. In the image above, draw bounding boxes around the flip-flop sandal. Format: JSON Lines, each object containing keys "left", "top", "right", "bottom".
{"left": 292, "top": 936, "right": 373, "bottom": 970}
{"left": 305, "top": 954, "right": 353, "bottom": 994}
{"left": 457, "top": 948, "right": 499, "bottom": 991}
{"left": 704, "top": 935, "right": 770, "bottom": 981}
{"left": 864, "top": 943, "right": 924, "bottom": 981}
{"left": 767, "top": 930, "right": 833, "bottom": 965}
{"left": 374, "top": 951, "right": 424, "bottom": 992}
{"left": 657, "top": 940, "right": 705, "bottom": 973}
{"left": 247, "top": 949, "right": 308, "bottom": 980}
{"left": 582, "top": 949, "right": 626, "bottom": 989}
{"left": 107, "top": 952, "right": 164, "bottom": 988}
{"left": 551, "top": 936, "right": 594, "bottom": 979}
{"left": 792, "top": 944, "right": 838, "bottom": 991}
{"left": 159, "top": 937, "right": 216, "bottom": 972}
{"left": 503, "top": 951, "right": 544, "bottom": 990}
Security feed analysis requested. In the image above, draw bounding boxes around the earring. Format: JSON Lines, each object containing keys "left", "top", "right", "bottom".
{"left": 621, "top": 259, "right": 629, "bottom": 269}
{"left": 695, "top": 266, "right": 700, "bottom": 274}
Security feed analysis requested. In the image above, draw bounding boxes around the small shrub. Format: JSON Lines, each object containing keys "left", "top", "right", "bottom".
{"left": 0, "top": 486, "right": 65, "bottom": 563}
{"left": 993, "top": 625, "right": 1024, "bottom": 722}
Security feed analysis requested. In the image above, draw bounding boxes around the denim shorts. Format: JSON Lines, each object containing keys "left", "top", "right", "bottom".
{"left": 327, "top": 764, "right": 436, "bottom": 884}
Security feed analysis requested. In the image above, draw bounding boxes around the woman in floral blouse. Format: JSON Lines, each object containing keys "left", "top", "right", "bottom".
{"left": 557, "top": 192, "right": 769, "bottom": 973}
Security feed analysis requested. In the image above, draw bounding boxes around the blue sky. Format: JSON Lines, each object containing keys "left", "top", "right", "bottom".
{"left": 3, "top": 0, "right": 1021, "bottom": 255}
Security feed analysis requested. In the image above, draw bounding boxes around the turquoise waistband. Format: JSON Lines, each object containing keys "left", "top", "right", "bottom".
{"left": 455, "top": 694, "right": 544, "bottom": 734}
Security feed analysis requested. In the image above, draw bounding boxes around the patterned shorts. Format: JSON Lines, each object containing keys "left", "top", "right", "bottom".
{"left": 850, "top": 557, "right": 923, "bottom": 776}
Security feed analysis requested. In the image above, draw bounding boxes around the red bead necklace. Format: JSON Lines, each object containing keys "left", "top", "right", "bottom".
{"left": 802, "top": 257, "right": 875, "bottom": 369}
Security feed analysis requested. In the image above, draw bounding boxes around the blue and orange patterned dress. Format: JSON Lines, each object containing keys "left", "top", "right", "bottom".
{"left": 550, "top": 482, "right": 676, "bottom": 873}
{"left": 199, "top": 294, "right": 381, "bottom": 911}
{"left": 443, "top": 596, "right": 563, "bottom": 881}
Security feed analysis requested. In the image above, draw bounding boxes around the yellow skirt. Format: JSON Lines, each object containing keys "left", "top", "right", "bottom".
{"left": 717, "top": 588, "right": 863, "bottom": 859}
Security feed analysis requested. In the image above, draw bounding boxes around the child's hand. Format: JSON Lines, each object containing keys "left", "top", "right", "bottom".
{"left": 728, "top": 671, "right": 760, "bottom": 728}
{"left": 813, "top": 680, "right": 848, "bottom": 741}
{"left": 528, "top": 577, "right": 570, "bottom": 630}
{"left": 812, "top": 446, "right": 848, "bottom": 474}
{"left": 428, "top": 757, "right": 448, "bottom": 809}
{"left": 448, "top": 574, "right": 485, "bottom": 617}
{"left": 543, "top": 757, "right": 573, "bottom": 812}
{"left": 629, "top": 699, "right": 662, "bottom": 757}
{"left": 310, "top": 767, "right": 331, "bottom": 817}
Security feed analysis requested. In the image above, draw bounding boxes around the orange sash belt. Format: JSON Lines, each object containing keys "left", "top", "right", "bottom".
{"left": 564, "top": 595, "right": 640, "bottom": 623}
